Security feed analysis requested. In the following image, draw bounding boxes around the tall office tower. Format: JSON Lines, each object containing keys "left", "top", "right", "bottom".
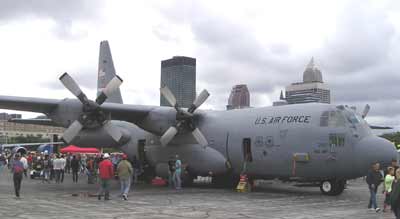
{"left": 226, "top": 84, "right": 250, "bottom": 110}
{"left": 160, "top": 56, "right": 196, "bottom": 108}
{"left": 285, "top": 58, "right": 331, "bottom": 104}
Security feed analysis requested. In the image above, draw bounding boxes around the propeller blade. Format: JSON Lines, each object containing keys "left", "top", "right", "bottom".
{"left": 192, "top": 127, "right": 208, "bottom": 147}
{"left": 59, "top": 72, "right": 89, "bottom": 104}
{"left": 103, "top": 121, "right": 123, "bottom": 143}
{"left": 160, "top": 126, "right": 178, "bottom": 146}
{"left": 189, "top": 89, "right": 210, "bottom": 113}
{"left": 160, "top": 86, "right": 177, "bottom": 107}
{"left": 96, "top": 75, "right": 123, "bottom": 105}
{"left": 362, "top": 104, "right": 370, "bottom": 119}
{"left": 62, "top": 120, "right": 83, "bottom": 144}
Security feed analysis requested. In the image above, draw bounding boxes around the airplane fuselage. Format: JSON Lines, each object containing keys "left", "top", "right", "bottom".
{"left": 76, "top": 103, "right": 396, "bottom": 184}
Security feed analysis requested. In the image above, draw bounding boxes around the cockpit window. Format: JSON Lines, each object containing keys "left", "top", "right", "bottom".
{"left": 320, "top": 110, "right": 346, "bottom": 127}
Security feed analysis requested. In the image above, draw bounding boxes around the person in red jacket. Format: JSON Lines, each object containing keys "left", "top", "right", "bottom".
{"left": 98, "top": 153, "right": 114, "bottom": 200}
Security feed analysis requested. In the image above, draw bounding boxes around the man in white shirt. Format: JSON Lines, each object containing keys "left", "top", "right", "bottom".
{"left": 59, "top": 155, "right": 66, "bottom": 183}
{"left": 20, "top": 154, "right": 28, "bottom": 178}
{"left": 53, "top": 155, "right": 63, "bottom": 184}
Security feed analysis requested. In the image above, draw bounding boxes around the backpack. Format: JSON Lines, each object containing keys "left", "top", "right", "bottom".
{"left": 13, "top": 163, "right": 24, "bottom": 173}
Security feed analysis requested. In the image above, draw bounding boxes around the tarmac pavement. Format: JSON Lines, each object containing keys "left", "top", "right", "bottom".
{"left": 0, "top": 169, "right": 395, "bottom": 219}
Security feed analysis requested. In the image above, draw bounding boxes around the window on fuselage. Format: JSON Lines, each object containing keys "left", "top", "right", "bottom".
{"left": 329, "top": 134, "right": 345, "bottom": 147}
{"left": 320, "top": 110, "right": 346, "bottom": 127}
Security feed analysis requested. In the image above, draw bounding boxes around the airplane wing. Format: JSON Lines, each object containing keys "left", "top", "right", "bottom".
{"left": 101, "top": 102, "right": 157, "bottom": 123}
{"left": 8, "top": 118, "right": 58, "bottom": 126}
{"left": 0, "top": 95, "right": 157, "bottom": 124}
{"left": 0, "top": 95, "right": 60, "bottom": 114}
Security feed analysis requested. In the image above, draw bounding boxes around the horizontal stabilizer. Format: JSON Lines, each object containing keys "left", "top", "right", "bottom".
{"left": 370, "top": 125, "right": 393, "bottom": 130}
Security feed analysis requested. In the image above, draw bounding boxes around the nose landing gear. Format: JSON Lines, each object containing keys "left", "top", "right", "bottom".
{"left": 320, "top": 179, "right": 346, "bottom": 196}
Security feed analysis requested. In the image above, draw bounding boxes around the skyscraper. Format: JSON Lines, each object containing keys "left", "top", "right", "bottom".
{"left": 160, "top": 56, "right": 196, "bottom": 108}
{"left": 284, "top": 58, "right": 331, "bottom": 104}
{"left": 227, "top": 84, "right": 250, "bottom": 110}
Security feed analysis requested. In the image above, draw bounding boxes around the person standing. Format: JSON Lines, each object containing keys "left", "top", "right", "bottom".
{"left": 391, "top": 169, "right": 400, "bottom": 218}
{"left": 168, "top": 157, "right": 175, "bottom": 188}
{"left": 71, "top": 155, "right": 80, "bottom": 183}
{"left": 20, "top": 154, "right": 28, "bottom": 178}
{"left": 53, "top": 155, "right": 63, "bottom": 184}
{"left": 86, "top": 156, "right": 96, "bottom": 184}
{"left": 49, "top": 154, "right": 55, "bottom": 181}
{"left": 41, "top": 155, "right": 51, "bottom": 183}
{"left": 11, "top": 153, "right": 24, "bottom": 198}
{"left": 173, "top": 155, "right": 182, "bottom": 190}
{"left": 59, "top": 155, "right": 66, "bottom": 183}
{"left": 117, "top": 154, "right": 133, "bottom": 200}
{"left": 65, "top": 154, "right": 71, "bottom": 174}
{"left": 80, "top": 154, "right": 87, "bottom": 174}
{"left": 0, "top": 153, "right": 7, "bottom": 174}
{"left": 98, "top": 153, "right": 114, "bottom": 201}
{"left": 366, "top": 162, "right": 383, "bottom": 212}
{"left": 383, "top": 167, "right": 395, "bottom": 212}
{"left": 27, "top": 153, "right": 33, "bottom": 170}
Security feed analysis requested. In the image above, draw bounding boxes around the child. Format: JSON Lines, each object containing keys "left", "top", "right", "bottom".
{"left": 383, "top": 167, "right": 395, "bottom": 212}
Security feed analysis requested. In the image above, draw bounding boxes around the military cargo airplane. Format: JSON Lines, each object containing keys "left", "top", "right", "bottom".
{"left": 0, "top": 41, "right": 396, "bottom": 195}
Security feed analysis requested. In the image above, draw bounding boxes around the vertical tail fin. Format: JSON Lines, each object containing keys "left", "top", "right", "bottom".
{"left": 97, "top": 40, "right": 123, "bottom": 104}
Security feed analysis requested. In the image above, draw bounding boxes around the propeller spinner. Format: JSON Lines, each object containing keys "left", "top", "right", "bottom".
{"left": 160, "top": 86, "right": 209, "bottom": 147}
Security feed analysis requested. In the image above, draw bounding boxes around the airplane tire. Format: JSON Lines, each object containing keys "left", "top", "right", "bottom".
{"left": 320, "top": 179, "right": 345, "bottom": 196}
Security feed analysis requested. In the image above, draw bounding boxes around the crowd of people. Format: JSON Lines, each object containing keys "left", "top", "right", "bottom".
{"left": 7, "top": 148, "right": 400, "bottom": 214}
{"left": 2, "top": 150, "right": 185, "bottom": 201}
{"left": 1, "top": 151, "right": 142, "bottom": 200}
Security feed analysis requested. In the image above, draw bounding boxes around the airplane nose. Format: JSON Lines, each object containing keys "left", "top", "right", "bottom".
{"left": 354, "top": 136, "right": 397, "bottom": 175}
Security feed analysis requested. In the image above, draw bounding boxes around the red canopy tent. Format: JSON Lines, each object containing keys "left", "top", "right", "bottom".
{"left": 60, "top": 145, "right": 100, "bottom": 154}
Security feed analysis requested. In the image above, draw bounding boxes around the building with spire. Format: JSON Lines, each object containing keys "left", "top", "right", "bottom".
{"left": 282, "top": 58, "right": 331, "bottom": 105}
{"left": 226, "top": 84, "right": 250, "bottom": 110}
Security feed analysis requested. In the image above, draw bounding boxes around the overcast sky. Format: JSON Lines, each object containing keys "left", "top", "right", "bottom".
{"left": 0, "top": 0, "right": 399, "bottom": 127}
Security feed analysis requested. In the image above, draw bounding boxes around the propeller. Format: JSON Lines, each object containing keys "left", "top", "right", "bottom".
{"left": 160, "top": 86, "right": 209, "bottom": 147}
{"left": 362, "top": 104, "right": 370, "bottom": 119}
{"left": 59, "top": 72, "right": 123, "bottom": 144}
{"left": 355, "top": 104, "right": 392, "bottom": 129}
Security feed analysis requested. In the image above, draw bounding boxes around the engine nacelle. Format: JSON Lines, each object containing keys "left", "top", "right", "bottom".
{"left": 12, "top": 146, "right": 27, "bottom": 155}
{"left": 70, "top": 121, "right": 131, "bottom": 148}
{"left": 69, "top": 121, "right": 149, "bottom": 162}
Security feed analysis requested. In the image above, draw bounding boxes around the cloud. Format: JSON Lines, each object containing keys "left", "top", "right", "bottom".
{"left": 1, "top": 0, "right": 399, "bottom": 127}
{"left": 155, "top": 0, "right": 400, "bottom": 124}
{"left": 0, "top": 0, "right": 104, "bottom": 39}
{"left": 319, "top": 1, "right": 396, "bottom": 73}
{"left": 40, "top": 67, "right": 97, "bottom": 95}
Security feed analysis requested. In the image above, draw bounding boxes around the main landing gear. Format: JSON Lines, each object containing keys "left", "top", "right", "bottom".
{"left": 320, "top": 179, "right": 346, "bottom": 196}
